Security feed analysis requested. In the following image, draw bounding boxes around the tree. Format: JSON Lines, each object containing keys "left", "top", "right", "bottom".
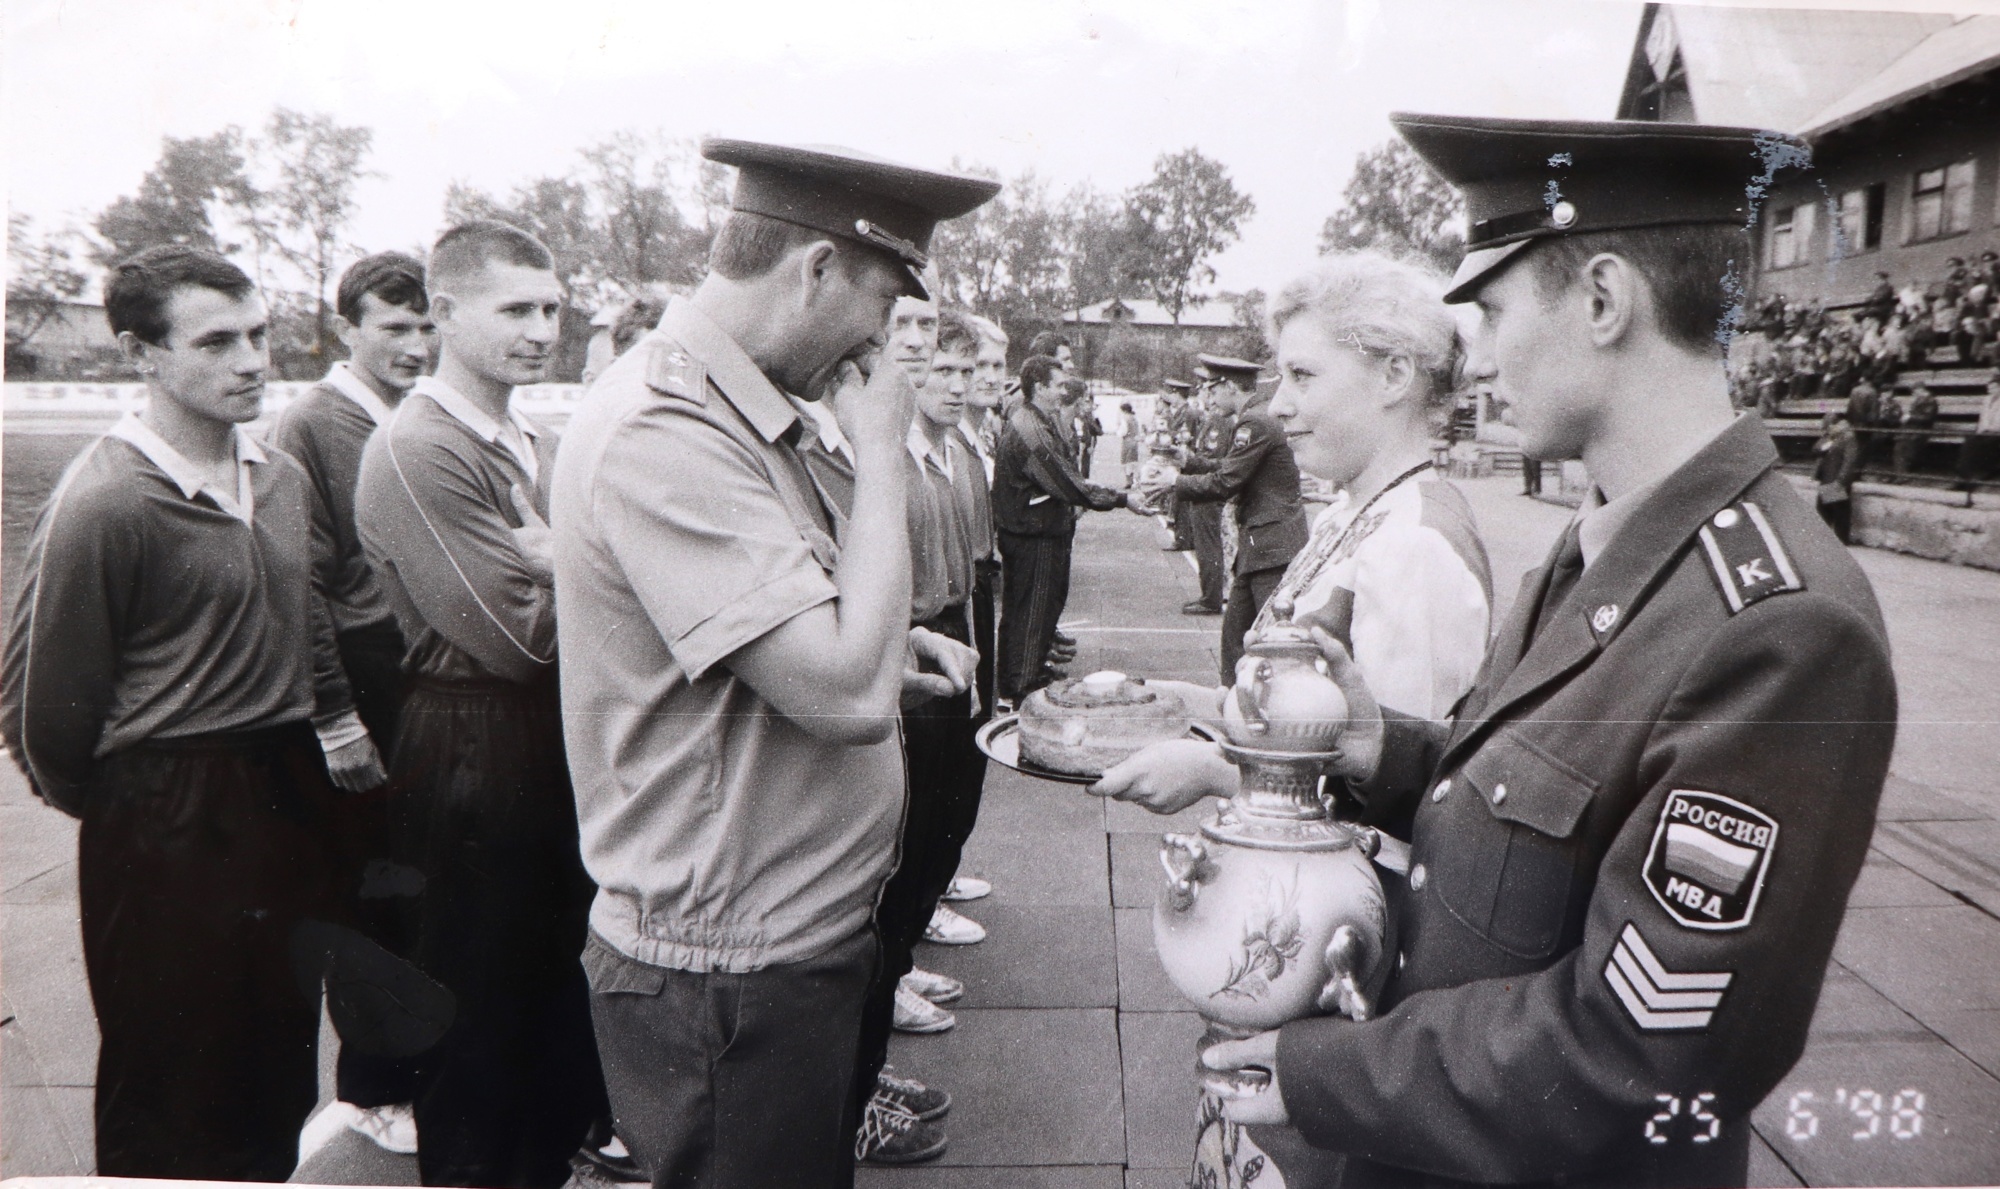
{"left": 446, "top": 176, "right": 598, "bottom": 293}
{"left": 1120, "top": 148, "right": 1255, "bottom": 324}
{"left": 91, "top": 130, "right": 253, "bottom": 265}
{"left": 6, "top": 214, "right": 91, "bottom": 377}
{"left": 446, "top": 132, "right": 721, "bottom": 313}
{"left": 1319, "top": 140, "right": 1465, "bottom": 274}
{"left": 240, "top": 108, "right": 377, "bottom": 366}
{"left": 1059, "top": 187, "right": 1133, "bottom": 315}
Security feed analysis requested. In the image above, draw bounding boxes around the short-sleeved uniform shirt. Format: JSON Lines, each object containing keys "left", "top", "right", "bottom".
{"left": 551, "top": 297, "right": 905, "bottom": 974}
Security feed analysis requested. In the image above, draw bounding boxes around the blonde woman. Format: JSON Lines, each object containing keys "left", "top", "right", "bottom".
{"left": 1093, "top": 250, "right": 1493, "bottom": 1188}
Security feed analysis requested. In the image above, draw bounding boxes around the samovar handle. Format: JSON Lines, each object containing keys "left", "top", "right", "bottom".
{"left": 1159, "top": 832, "right": 1210, "bottom": 910}
{"left": 1317, "top": 924, "right": 1377, "bottom": 1022}
{"left": 1233, "top": 659, "right": 1273, "bottom": 737}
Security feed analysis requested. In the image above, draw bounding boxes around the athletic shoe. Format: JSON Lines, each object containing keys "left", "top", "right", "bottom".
{"left": 901, "top": 966, "right": 964, "bottom": 1004}
{"left": 1181, "top": 600, "right": 1222, "bottom": 616}
{"left": 944, "top": 875, "right": 992, "bottom": 902}
{"left": 924, "top": 904, "right": 987, "bottom": 945}
{"left": 877, "top": 1066, "right": 951, "bottom": 1120}
{"left": 855, "top": 1095, "right": 948, "bottom": 1165}
{"left": 347, "top": 1102, "right": 419, "bottom": 1155}
{"left": 894, "top": 983, "right": 957, "bottom": 1033}
{"left": 570, "top": 1132, "right": 646, "bottom": 1185}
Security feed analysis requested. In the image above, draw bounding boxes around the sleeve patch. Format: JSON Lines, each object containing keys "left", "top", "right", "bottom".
{"left": 1642, "top": 789, "right": 1778, "bottom": 930}
{"left": 1696, "top": 501, "right": 1802, "bottom": 614}
{"left": 1605, "top": 923, "right": 1733, "bottom": 1031}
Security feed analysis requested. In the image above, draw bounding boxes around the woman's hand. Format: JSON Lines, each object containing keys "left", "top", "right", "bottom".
{"left": 1088, "top": 738, "right": 1236, "bottom": 815}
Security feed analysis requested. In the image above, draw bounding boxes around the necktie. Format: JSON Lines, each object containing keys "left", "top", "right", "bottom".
{"left": 1531, "top": 523, "right": 1586, "bottom": 643}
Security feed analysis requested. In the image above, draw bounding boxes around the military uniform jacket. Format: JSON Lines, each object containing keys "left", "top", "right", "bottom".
{"left": 1176, "top": 398, "right": 1310, "bottom": 574}
{"left": 1273, "top": 415, "right": 1897, "bottom": 1188}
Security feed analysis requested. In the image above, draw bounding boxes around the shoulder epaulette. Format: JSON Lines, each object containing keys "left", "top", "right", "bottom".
{"left": 645, "top": 341, "right": 707, "bottom": 405}
{"left": 1695, "top": 500, "right": 1803, "bottom": 614}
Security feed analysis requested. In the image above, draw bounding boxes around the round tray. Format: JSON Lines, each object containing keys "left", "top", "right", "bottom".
{"left": 976, "top": 714, "right": 1221, "bottom": 785}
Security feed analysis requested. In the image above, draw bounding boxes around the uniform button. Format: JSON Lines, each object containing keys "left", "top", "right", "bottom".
{"left": 1433, "top": 779, "right": 1451, "bottom": 803}
{"left": 1492, "top": 782, "right": 1509, "bottom": 806}
{"left": 1713, "top": 508, "right": 1741, "bottom": 529}
{"left": 1397, "top": 951, "right": 1407, "bottom": 971}
{"left": 1410, "top": 863, "right": 1428, "bottom": 890}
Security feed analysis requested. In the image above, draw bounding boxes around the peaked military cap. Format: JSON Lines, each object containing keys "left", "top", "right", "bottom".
{"left": 1162, "top": 378, "right": 1194, "bottom": 392}
{"left": 1389, "top": 113, "right": 1809, "bottom": 303}
{"left": 702, "top": 138, "right": 1002, "bottom": 299}
{"left": 1195, "top": 353, "right": 1264, "bottom": 382}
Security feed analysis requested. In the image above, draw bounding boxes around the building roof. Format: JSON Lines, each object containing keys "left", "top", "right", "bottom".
{"left": 1061, "top": 296, "right": 1242, "bottom": 329}
{"left": 1618, "top": 4, "right": 1954, "bottom": 131}
{"left": 1798, "top": 15, "right": 2000, "bottom": 137}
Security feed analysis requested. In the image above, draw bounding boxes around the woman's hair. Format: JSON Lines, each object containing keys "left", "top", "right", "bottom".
{"left": 1266, "top": 250, "right": 1465, "bottom": 424}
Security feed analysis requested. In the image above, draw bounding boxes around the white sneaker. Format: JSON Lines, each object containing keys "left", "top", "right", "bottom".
{"left": 924, "top": 903, "right": 986, "bottom": 946}
{"left": 347, "top": 1102, "right": 419, "bottom": 1154}
{"left": 901, "top": 966, "right": 964, "bottom": 1005}
{"left": 944, "top": 876, "right": 992, "bottom": 902}
{"left": 893, "top": 983, "right": 957, "bottom": 1033}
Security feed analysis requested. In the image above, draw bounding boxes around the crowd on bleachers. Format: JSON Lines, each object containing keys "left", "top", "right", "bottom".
{"left": 1731, "top": 249, "right": 2000, "bottom": 419}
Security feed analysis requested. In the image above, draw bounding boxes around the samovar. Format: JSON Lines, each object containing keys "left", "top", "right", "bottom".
{"left": 1152, "top": 623, "right": 1389, "bottom": 1101}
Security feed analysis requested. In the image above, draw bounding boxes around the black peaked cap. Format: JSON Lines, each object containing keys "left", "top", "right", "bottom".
{"left": 1389, "top": 113, "right": 1810, "bottom": 303}
{"left": 702, "top": 138, "right": 1002, "bottom": 298}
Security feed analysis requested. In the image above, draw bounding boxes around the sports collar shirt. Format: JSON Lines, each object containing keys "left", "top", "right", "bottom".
{"left": 321, "top": 360, "right": 395, "bottom": 426}
{"left": 550, "top": 297, "right": 905, "bottom": 973}
{"left": 1, "top": 415, "right": 352, "bottom": 811}
{"left": 354, "top": 381, "right": 559, "bottom": 685}
{"left": 412, "top": 375, "right": 544, "bottom": 483}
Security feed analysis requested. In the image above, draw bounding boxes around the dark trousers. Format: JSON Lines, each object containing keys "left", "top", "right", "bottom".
{"left": 1894, "top": 431, "right": 1928, "bottom": 474}
{"left": 852, "top": 612, "right": 991, "bottom": 1117}
{"left": 972, "top": 560, "right": 1000, "bottom": 720}
{"left": 1521, "top": 457, "right": 1543, "bottom": 495}
{"left": 79, "top": 723, "right": 333, "bottom": 1180}
{"left": 391, "top": 676, "right": 607, "bottom": 1187}
{"left": 585, "top": 927, "right": 877, "bottom": 1189}
{"left": 998, "top": 529, "right": 1073, "bottom": 700}
{"left": 1186, "top": 501, "right": 1226, "bottom": 609}
{"left": 1957, "top": 432, "right": 1999, "bottom": 486}
{"left": 1218, "top": 565, "right": 1288, "bottom": 684}
{"left": 331, "top": 621, "right": 421, "bottom": 1109}
{"left": 1818, "top": 496, "right": 1854, "bottom": 545}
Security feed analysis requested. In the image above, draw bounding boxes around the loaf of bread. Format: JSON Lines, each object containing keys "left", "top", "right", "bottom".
{"left": 1017, "top": 671, "right": 1191, "bottom": 776}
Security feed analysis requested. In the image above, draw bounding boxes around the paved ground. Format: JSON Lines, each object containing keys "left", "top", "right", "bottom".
{"left": 5, "top": 442, "right": 2000, "bottom": 1185}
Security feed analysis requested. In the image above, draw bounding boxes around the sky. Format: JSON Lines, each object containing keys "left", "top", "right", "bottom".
{"left": 0, "top": 0, "right": 1984, "bottom": 299}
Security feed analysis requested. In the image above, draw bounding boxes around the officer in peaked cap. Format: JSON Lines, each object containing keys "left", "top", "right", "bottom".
{"left": 1176, "top": 357, "right": 1268, "bottom": 614}
{"left": 1192, "top": 115, "right": 1898, "bottom": 1189}
{"left": 550, "top": 139, "right": 996, "bottom": 1180}
{"left": 1157, "top": 353, "right": 1308, "bottom": 679}
{"left": 701, "top": 138, "right": 997, "bottom": 301}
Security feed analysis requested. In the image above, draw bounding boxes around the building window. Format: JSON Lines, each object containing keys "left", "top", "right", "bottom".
{"left": 1768, "top": 201, "right": 1814, "bottom": 269}
{"left": 1911, "top": 160, "right": 1976, "bottom": 240}
{"left": 1835, "top": 184, "right": 1885, "bottom": 256}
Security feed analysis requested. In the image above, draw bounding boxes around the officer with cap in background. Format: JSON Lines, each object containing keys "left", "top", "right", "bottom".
{"left": 551, "top": 138, "right": 996, "bottom": 1184}
{"left": 1148, "top": 352, "right": 1309, "bottom": 682}
{"left": 1177, "top": 363, "right": 1235, "bottom": 613}
{"left": 1156, "top": 377, "right": 1199, "bottom": 551}
{"left": 1184, "top": 114, "right": 1897, "bottom": 1188}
